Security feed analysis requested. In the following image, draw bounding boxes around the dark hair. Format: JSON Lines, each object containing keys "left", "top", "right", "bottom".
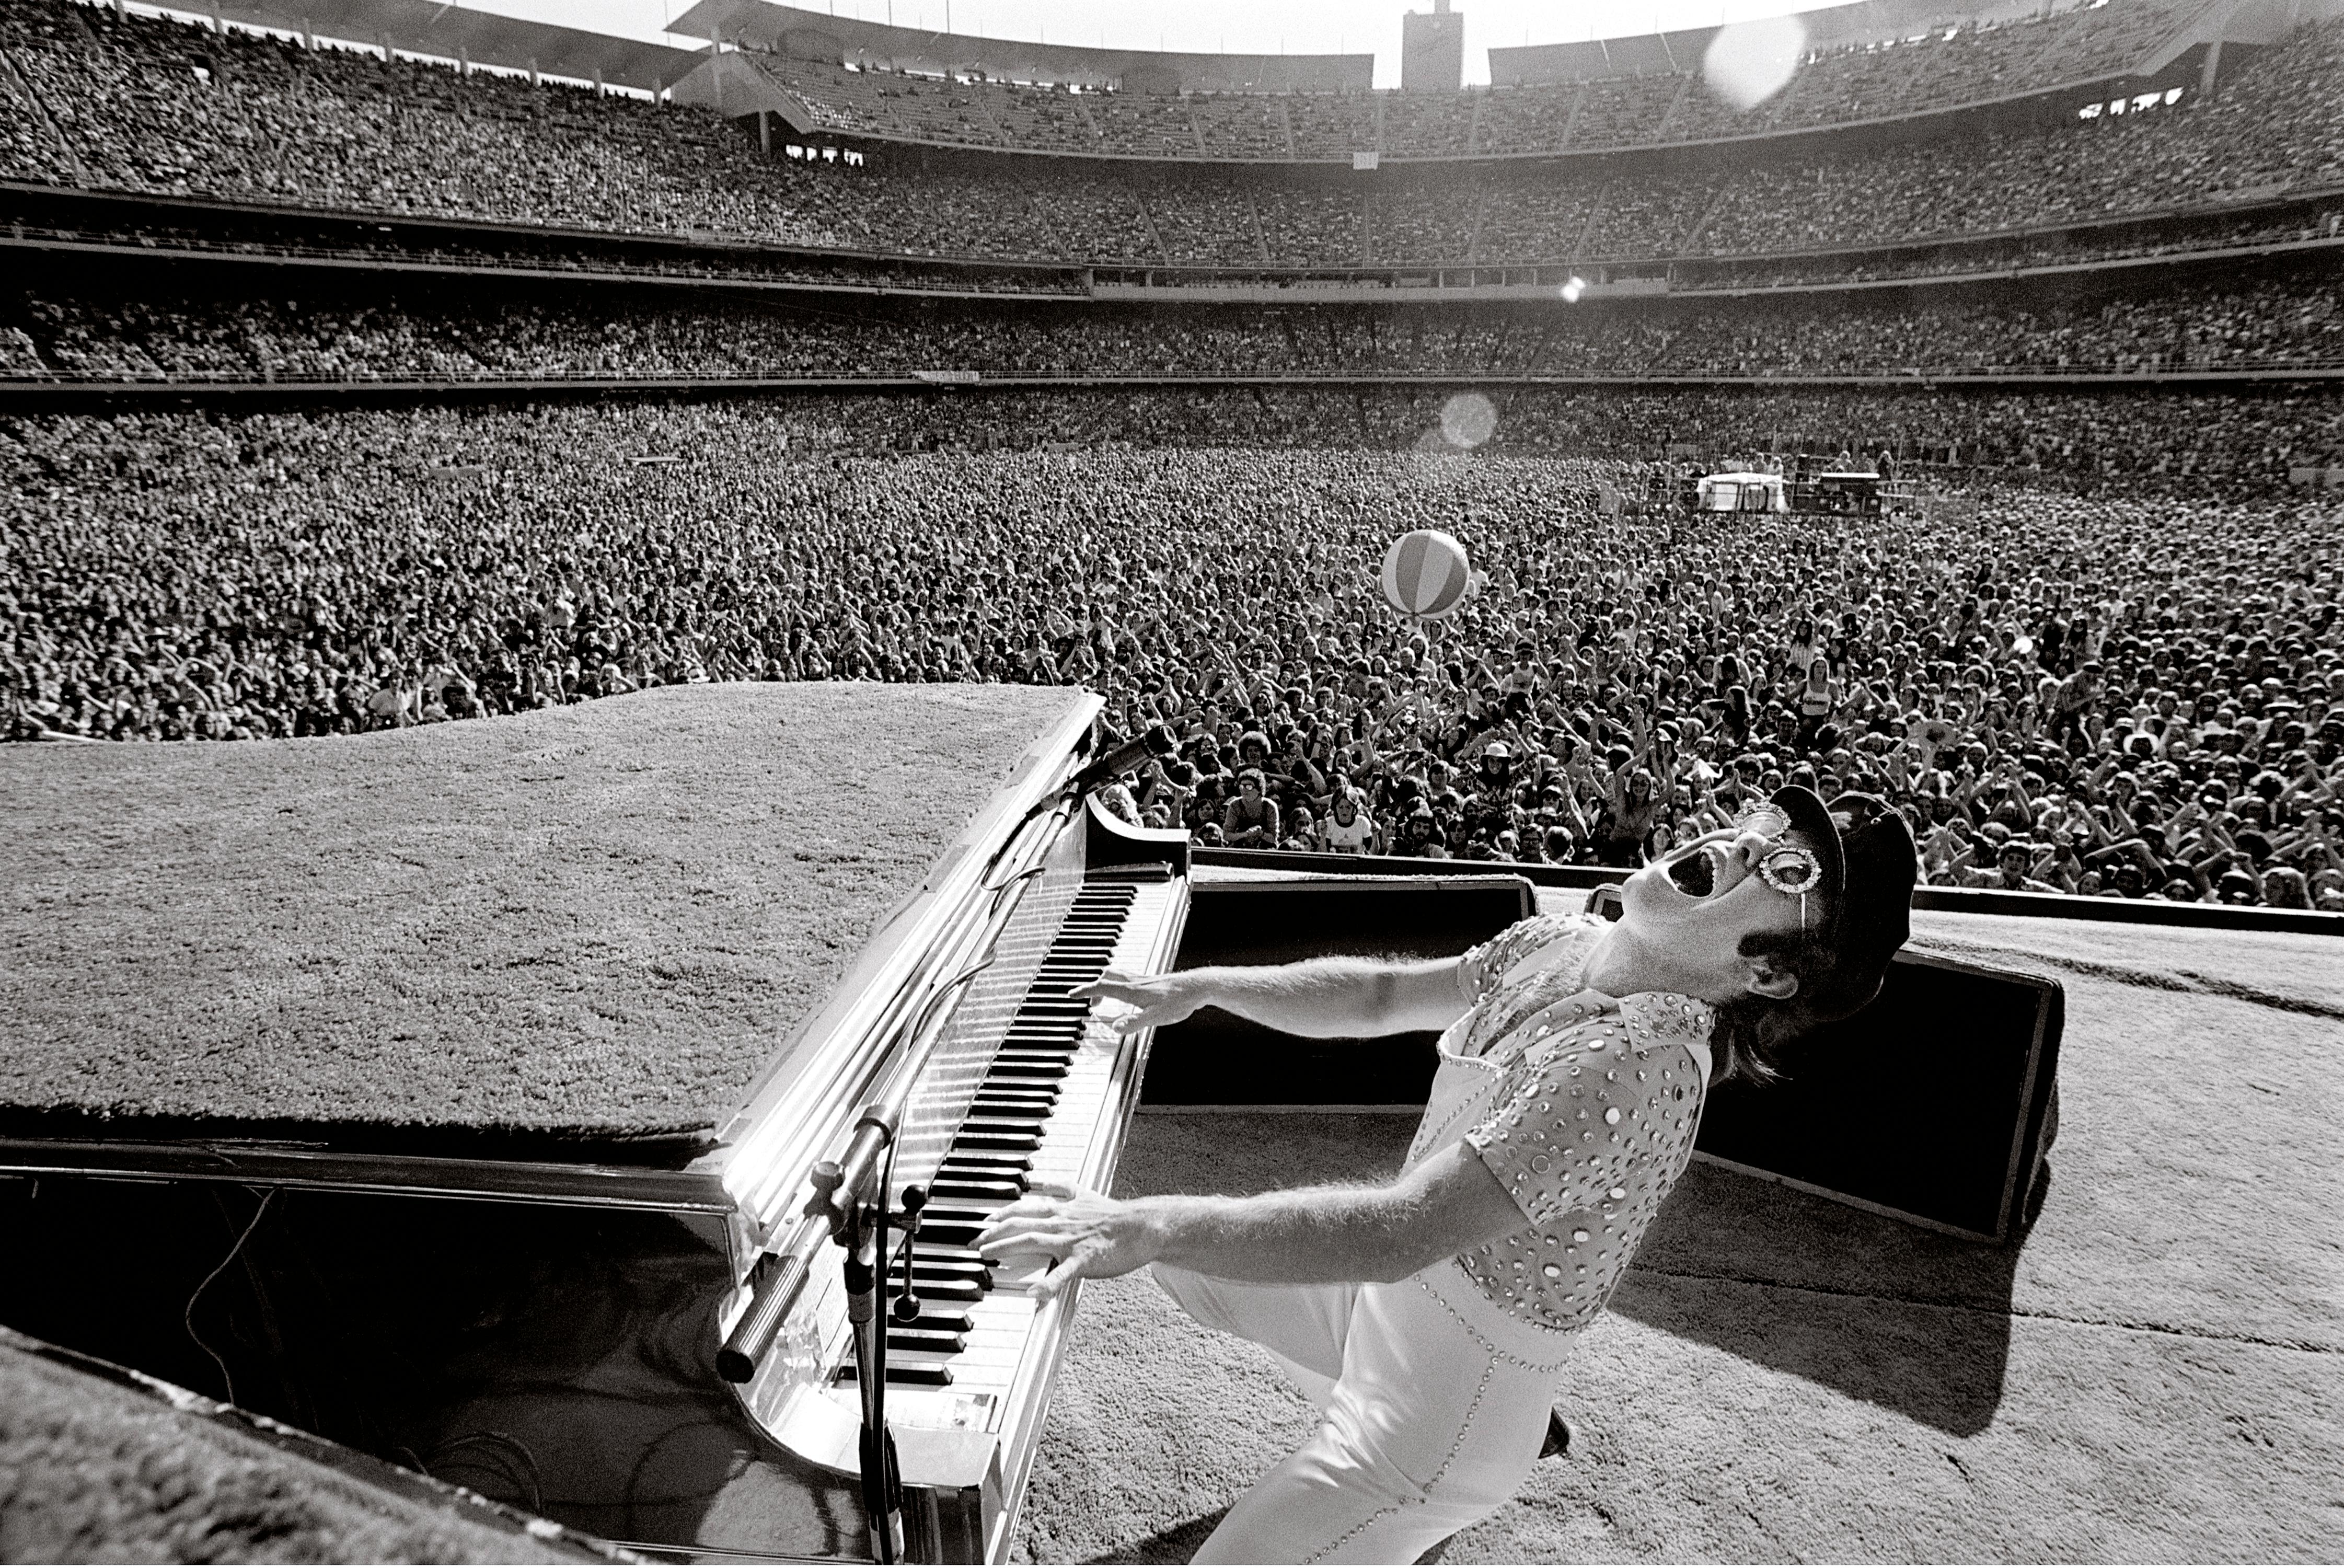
{"left": 1706, "top": 927, "right": 1839, "bottom": 1087}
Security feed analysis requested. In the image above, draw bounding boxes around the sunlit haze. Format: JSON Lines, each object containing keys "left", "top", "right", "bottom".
{"left": 446, "top": 0, "right": 1862, "bottom": 86}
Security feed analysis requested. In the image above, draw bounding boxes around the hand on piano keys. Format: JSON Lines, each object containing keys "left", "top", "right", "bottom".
{"left": 1068, "top": 969, "right": 1208, "bottom": 1035}
{"left": 975, "top": 1179, "right": 1161, "bottom": 1302}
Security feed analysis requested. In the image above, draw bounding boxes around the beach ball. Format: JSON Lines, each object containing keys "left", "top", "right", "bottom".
{"left": 1381, "top": 530, "right": 1472, "bottom": 621}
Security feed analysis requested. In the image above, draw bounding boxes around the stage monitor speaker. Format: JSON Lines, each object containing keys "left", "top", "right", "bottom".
{"left": 1143, "top": 876, "right": 1533, "bottom": 1110}
{"left": 1693, "top": 948, "right": 2063, "bottom": 1243}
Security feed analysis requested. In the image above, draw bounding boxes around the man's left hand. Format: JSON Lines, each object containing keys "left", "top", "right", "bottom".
{"left": 975, "top": 1181, "right": 1159, "bottom": 1301}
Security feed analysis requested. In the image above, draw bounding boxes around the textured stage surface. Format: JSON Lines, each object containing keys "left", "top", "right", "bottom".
{"left": 0, "top": 1329, "right": 587, "bottom": 1564}
{"left": 1022, "top": 908, "right": 2344, "bottom": 1563}
{"left": 0, "top": 684, "right": 1083, "bottom": 1152}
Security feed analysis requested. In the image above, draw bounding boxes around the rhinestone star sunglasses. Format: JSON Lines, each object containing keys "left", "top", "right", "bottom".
{"left": 1731, "top": 803, "right": 1826, "bottom": 897}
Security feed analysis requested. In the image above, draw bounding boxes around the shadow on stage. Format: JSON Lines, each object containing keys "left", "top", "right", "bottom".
{"left": 1607, "top": 1157, "right": 2037, "bottom": 1438}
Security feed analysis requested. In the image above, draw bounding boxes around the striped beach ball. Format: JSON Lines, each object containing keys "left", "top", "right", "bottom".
{"left": 1380, "top": 529, "right": 1472, "bottom": 621}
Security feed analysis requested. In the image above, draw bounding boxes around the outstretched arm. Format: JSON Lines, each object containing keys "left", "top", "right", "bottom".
{"left": 1073, "top": 954, "right": 1471, "bottom": 1040}
{"left": 974, "top": 1142, "right": 1522, "bottom": 1298}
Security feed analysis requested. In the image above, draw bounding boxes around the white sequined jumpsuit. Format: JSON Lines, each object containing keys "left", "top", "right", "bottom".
{"left": 1153, "top": 913, "right": 1716, "bottom": 1564}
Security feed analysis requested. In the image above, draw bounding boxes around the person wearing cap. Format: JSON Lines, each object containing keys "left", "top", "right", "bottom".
{"left": 977, "top": 789, "right": 1917, "bottom": 1564}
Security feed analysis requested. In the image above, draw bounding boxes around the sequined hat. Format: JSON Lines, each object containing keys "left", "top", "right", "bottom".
{"left": 1771, "top": 785, "right": 1916, "bottom": 1023}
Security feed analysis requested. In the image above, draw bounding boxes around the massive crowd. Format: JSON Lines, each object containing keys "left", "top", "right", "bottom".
{"left": 9, "top": 270, "right": 2338, "bottom": 384}
{"left": 5, "top": 401, "right": 2339, "bottom": 908}
{"left": 738, "top": 0, "right": 2201, "bottom": 157}
{"left": 2, "top": 0, "right": 2340, "bottom": 274}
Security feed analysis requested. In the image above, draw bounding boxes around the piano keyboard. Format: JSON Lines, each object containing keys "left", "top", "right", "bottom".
{"left": 816, "top": 871, "right": 1180, "bottom": 1435}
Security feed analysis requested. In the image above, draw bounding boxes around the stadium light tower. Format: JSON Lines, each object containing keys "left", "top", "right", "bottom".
{"left": 1401, "top": 0, "right": 1464, "bottom": 91}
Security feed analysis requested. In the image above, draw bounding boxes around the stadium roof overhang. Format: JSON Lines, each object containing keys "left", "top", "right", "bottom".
{"left": 671, "top": 0, "right": 1373, "bottom": 92}
{"left": 668, "top": 51, "right": 816, "bottom": 131}
{"left": 199, "top": 0, "right": 706, "bottom": 91}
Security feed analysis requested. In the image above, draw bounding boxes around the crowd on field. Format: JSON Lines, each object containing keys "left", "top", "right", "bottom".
{"left": 5, "top": 402, "right": 2339, "bottom": 908}
{"left": 2, "top": 0, "right": 2340, "bottom": 273}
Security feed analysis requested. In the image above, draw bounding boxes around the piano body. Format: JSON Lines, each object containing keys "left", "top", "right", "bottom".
{"left": 0, "top": 684, "right": 1190, "bottom": 1563}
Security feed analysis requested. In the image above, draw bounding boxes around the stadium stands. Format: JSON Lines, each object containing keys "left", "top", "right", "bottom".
{"left": 3, "top": 271, "right": 2336, "bottom": 383}
{"left": 0, "top": 0, "right": 2339, "bottom": 277}
{"left": 756, "top": 0, "right": 2222, "bottom": 158}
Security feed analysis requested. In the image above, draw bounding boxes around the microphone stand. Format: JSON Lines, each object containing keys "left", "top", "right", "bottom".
{"left": 809, "top": 1112, "right": 929, "bottom": 1565}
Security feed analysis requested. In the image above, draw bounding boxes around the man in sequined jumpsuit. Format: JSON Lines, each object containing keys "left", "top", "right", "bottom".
{"left": 978, "top": 787, "right": 1916, "bottom": 1564}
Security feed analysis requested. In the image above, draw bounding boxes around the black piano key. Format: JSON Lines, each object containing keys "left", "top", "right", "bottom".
{"left": 903, "top": 1273, "right": 985, "bottom": 1302}
{"left": 923, "top": 1172, "right": 1017, "bottom": 1200}
{"left": 903, "top": 1310, "right": 974, "bottom": 1333}
{"left": 952, "top": 1132, "right": 1042, "bottom": 1154}
{"left": 835, "top": 1361, "right": 954, "bottom": 1387}
{"left": 913, "top": 1242, "right": 993, "bottom": 1264}
{"left": 967, "top": 1104, "right": 1054, "bottom": 1124}
{"left": 979, "top": 1059, "right": 1073, "bottom": 1082}
{"left": 939, "top": 1154, "right": 1030, "bottom": 1174}
{"left": 886, "top": 1328, "right": 967, "bottom": 1355}
{"left": 972, "top": 1086, "right": 1058, "bottom": 1105}
{"left": 929, "top": 1178, "right": 1024, "bottom": 1204}
{"left": 983, "top": 1062, "right": 1067, "bottom": 1082}
{"left": 991, "top": 1053, "right": 1075, "bottom": 1071}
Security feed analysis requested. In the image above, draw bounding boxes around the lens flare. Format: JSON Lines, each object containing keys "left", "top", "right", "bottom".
{"left": 1439, "top": 392, "right": 1498, "bottom": 449}
{"left": 1701, "top": 13, "right": 1807, "bottom": 112}
{"left": 1560, "top": 276, "right": 1586, "bottom": 303}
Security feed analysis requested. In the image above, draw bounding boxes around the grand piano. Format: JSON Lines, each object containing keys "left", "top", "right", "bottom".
{"left": 0, "top": 683, "right": 1192, "bottom": 1563}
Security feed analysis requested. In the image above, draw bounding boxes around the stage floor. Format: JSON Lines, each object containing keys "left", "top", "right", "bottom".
{"left": 1021, "top": 907, "right": 2344, "bottom": 1562}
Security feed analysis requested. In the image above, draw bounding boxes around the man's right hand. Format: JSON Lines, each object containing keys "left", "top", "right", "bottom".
{"left": 1071, "top": 970, "right": 1211, "bottom": 1035}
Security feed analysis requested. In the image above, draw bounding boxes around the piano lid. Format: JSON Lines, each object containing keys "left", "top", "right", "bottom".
{"left": 0, "top": 684, "right": 1098, "bottom": 1192}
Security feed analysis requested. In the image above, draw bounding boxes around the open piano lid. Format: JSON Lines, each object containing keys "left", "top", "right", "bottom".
{"left": 0, "top": 684, "right": 1100, "bottom": 1210}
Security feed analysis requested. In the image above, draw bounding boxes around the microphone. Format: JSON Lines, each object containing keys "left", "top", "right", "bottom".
{"left": 1066, "top": 723, "right": 1177, "bottom": 795}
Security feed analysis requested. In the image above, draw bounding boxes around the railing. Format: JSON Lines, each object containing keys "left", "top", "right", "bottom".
{"left": 0, "top": 224, "right": 1091, "bottom": 297}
